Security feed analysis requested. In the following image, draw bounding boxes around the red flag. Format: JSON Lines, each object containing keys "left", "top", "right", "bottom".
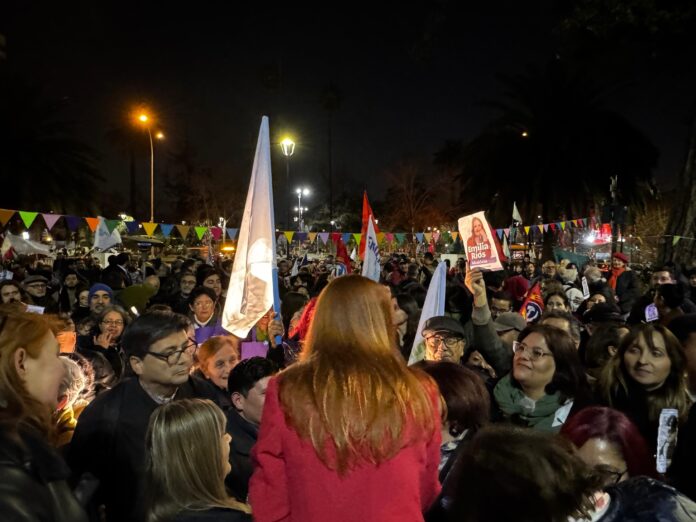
{"left": 359, "top": 191, "right": 380, "bottom": 260}
{"left": 333, "top": 236, "right": 353, "bottom": 274}
{"left": 519, "top": 282, "right": 544, "bottom": 322}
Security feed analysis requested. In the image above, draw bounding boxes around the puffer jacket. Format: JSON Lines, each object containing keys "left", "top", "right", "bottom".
{"left": 0, "top": 426, "right": 88, "bottom": 522}
{"left": 598, "top": 477, "right": 696, "bottom": 521}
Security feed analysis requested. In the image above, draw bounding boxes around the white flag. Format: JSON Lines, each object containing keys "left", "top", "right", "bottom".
{"left": 503, "top": 234, "right": 510, "bottom": 258}
{"left": 361, "top": 215, "right": 380, "bottom": 282}
{"left": 408, "top": 262, "right": 447, "bottom": 365}
{"left": 512, "top": 201, "right": 523, "bottom": 224}
{"left": 222, "top": 116, "right": 278, "bottom": 338}
{"left": 350, "top": 247, "right": 358, "bottom": 262}
{"left": 290, "top": 258, "right": 299, "bottom": 277}
{"left": 1, "top": 233, "right": 51, "bottom": 257}
{"left": 93, "top": 217, "right": 122, "bottom": 251}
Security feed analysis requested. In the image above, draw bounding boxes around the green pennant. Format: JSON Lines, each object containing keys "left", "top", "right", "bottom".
{"left": 195, "top": 226, "right": 208, "bottom": 240}
{"left": 673, "top": 236, "right": 681, "bottom": 246}
{"left": 105, "top": 219, "right": 121, "bottom": 234}
{"left": 19, "top": 211, "right": 38, "bottom": 229}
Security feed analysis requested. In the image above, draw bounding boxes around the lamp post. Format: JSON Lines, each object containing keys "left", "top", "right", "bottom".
{"left": 135, "top": 111, "right": 164, "bottom": 223}
{"left": 280, "top": 137, "right": 295, "bottom": 230}
{"left": 295, "top": 187, "right": 310, "bottom": 231}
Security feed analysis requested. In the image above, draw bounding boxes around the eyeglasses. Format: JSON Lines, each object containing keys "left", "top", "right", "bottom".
{"left": 424, "top": 334, "right": 463, "bottom": 349}
{"left": 193, "top": 300, "right": 214, "bottom": 308}
{"left": 101, "top": 320, "right": 124, "bottom": 327}
{"left": 144, "top": 338, "right": 198, "bottom": 365}
{"left": 512, "top": 341, "right": 553, "bottom": 361}
{"left": 27, "top": 283, "right": 47, "bottom": 288}
{"left": 594, "top": 466, "right": 627, "bottom": 486}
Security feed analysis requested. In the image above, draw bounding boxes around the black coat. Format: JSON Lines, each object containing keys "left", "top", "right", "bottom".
{"left": 67, "top": 376, "right": 221, "bottom": 522}
{"left": 670, "top": 402, "right": 696, "bottom": 501}
{"left": 224, "top": 408, "right": 258, "bottom": 502}
{"left": 614, "top": 270, "right": 641, "bottom": 314}
{"left": 599, "top": 477, "right": 696, "bottom": 521}
{"left": 0, "top": 426, "right": 88, "bottom": 522}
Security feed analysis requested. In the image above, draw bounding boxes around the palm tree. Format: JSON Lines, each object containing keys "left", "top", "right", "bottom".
{"left": 449, "top": 61, "right": 658, "bottom": 229}
{"left": 0, "top": 74, "right": 103, "bottom": 213}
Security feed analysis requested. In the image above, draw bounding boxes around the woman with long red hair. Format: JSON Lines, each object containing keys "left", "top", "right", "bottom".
{"left": 249, "top": 275, "right": 441, "bottom": 521}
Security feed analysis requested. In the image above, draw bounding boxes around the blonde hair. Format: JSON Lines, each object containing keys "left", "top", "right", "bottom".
{"left": 279, "top": 275, "right": 436, "bottom": 473}
{"left": 0, "top": 305, "right": 60, "bottom": 439}
{"left": 145, "top": 399, "right": 249, "bottom": 521}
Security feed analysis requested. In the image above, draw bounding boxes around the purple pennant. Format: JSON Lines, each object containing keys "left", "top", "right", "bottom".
{"left": 42, "top": 213, "right": 62, "bottom": 230}
{"left": 65, "top": 216, "right": 82, "bottom": 231}
{"left": 295, "top": 232, "right": 308, "bottom": 242}
{"left": 318, "top": 232, "right": 330, "bottom": 244}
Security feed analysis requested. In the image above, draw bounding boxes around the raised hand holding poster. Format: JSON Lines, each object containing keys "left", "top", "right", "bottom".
{"left": 458, "top": 211, "right": 504, "bottom": 271}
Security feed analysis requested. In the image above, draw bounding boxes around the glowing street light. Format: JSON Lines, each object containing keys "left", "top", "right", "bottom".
{"left": 280, "top": 136, "right": 296, "bottom": 229}
{"left": 133, "top": 108, "right": 164, "bottom": 222}
{"left": 295, "top": 186, "right": 310, "bottom": 231}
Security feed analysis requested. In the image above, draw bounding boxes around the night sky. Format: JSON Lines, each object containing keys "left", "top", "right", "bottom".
{"left": 2, "top": 2, "right": 693, "bottom": 218}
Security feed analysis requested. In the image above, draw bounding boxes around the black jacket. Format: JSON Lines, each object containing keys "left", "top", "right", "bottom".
{"left": 599, "top": 477, "right": 696, "bottom": 521}
{"left": 670, "top": 402, "right": 696, "bottom": 501}
{"left": 0, "top": 426, "right": 88, "bottom": 522}
{"left": 67, "top": 376, "right": 221, "bottom": 522}
{"left": 224, "top": 408, "right": 258, "bottom": 502}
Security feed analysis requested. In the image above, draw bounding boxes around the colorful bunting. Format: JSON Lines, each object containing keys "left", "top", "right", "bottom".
{"left": 673, "top": 236, "right": 681, "bottom": 246}
{"left": 19, "top": 211, "right": 39, "bottom": 229}
{"left": 342, "top": 233, "right": 352, "bottom": 244}
{"left": 395, "top": 233, "right": 406, "bottom": 244}
{"left": 194, "top": 226, "right": 207, "bottom": 240}
{"left": 353, "top": 233, "right": 362, "bottom": 245}
{"left": 142, "top": 222, "right": 158, "bottom": 236}
{"left": 524, "top": 226, "right": 530, "bottom": 235}
{"left": 424, "top": 232, "right": 432, "bottom": 243}
{"left": 560, "top": 222, "right": 567, "bottom": 231}
{"left": 543, "top": 224, "right": 549, "bottom": 232}
{"left": 84, "top": 217, "right": 99, "bottom": 233}
{"left": 42, "top": 213, "right": 62, "bottom": 230}
{"left": 377, "top": 232, "right": 386, "bottom": 244}
{"left": 415, "top": 233, "right": 424, "bottom": 243}
{"left": 331, "top": 232, "right": 342, "bottom": 243}
{"left": 385, "top": 233, "right": 394, "bottom": 242}
{"left": 226, "top": 228, "right": 238, "bottom": 240}
{"left": 451, "top": 231, "right": 459, "bottom": 241}
{"left": 504, "top": 228, "right": 510, "bottom": 238}
{"left": 160, "top": 224, "right": 174, "bottom": 238}
{"left": 65, "top": 216, "right": 82, "bottom": 231}
{"left": 537, "top": 225, "right": 543, "bottom": 233}
{"left": 284, "top": 231, "right": 295, "bottom": 243}
{"left": 176, "top": 224, "right": 190, "bottom": 238}
{"left": 308, "top": 232, "right": 317, "bottom": 243}
{"left": 318, "top": 232, "right": 330, "bottom": 244}
{"left": 496, "top": 229, "right": 504, "bottom": 240}
{"left": 127, "top": 221, "right": 142, "bottom": 234}
{"left": 550, "top": 223, "right": 557, "bottom": 231}
{"left": 0, "top": 209, "right": 14, "bottom": 226}
{"left": 296, "top": 232, "right": 308, "bottom": 242}
{"left": 104, "top": 219, "right": 121, "bottom": 234}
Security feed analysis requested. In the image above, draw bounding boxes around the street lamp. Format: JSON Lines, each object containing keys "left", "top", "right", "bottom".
{"left": 134, "top": 109, "right": 164, "bottom": 223}
{"left": 280, "top": 137, "right": 295, "bottom": 230}
{"left": 295, "top": 187, "right": 310, "bottom": 231}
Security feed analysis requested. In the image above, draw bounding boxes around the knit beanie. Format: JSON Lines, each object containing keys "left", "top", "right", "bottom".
{"left": 88, "top": 283, "right": 114, "bottom": 302}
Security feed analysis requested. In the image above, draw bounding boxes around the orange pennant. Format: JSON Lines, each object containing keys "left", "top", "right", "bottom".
{"left": 0, "top": 209, "right": 14, "bottom": 226}
{"left": 85, "top": 217, "right": 99, "bottom": 232}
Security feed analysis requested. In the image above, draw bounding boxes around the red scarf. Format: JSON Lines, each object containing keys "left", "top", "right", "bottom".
{"left": 608, "top": 266, "right": 625, "bottom": 290}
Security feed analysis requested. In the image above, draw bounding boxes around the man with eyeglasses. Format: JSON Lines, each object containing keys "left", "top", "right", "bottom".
{"left": 422, "top": 316, "right": 468, "bottom": 363}
{"left": 68, "top": 311, "right": 220, "bottom": 522}
{"left": 22, "top": 274, "right": 58, "bottom": 312}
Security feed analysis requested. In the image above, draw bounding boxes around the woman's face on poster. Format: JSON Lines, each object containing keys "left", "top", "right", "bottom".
{"left": 473, "top": 219, "right": 484, "bottom": 236}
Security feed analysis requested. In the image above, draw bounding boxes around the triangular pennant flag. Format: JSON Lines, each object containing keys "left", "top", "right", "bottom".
{"left": 504, "top": 228, "right": 510, "bottom": 238}
{"left": 226, "top": 228, "right": 238, "bottom": 240}
{"left": 385, "top": 233, "right": 394, "bottom": 242}
{"left": 65, "top": 216, "right": 82, "bottom": 232}
{"left": 160, "top": 224, "right": 174, "bottom": 238}
{"left": 318, "top": 232, "right": 330, "bottom": 244}
{"left": 0, "top": 209, "right": 14, "bottom": 226}
{"left": 142, "top": 222, "right": 158, "bottom": 236}
{"left": 537, "top": 225, "right": 544, "bottom": 233}
{"left": 284, "top": 231, "right": 295, "bottom": 243}
{"left": 524, "top": 226, "right": 531, "bottom": 235}
{"left": 673, "top": 236, "right": 681, "bottom": 246}
{"left": 353, "top": 233, "right": 362, "bottom": 245}
{"left": 176, "top": 224, "right": 190, "bottom": 238}
{"left": 432, "top": 231, "right": 440, "bottom": 242}
{"left": 377, "top": 232, "right": 386, "bottom": 244}
{"left": 342, "top": 233, "right": 352, "bottom": 244}
{"left": 395, "top": 233, "right": 406, "bottom": 244}
{"left": 560, "top": 221, "right": 567, "bottom": 231}
{"left": 296, "top": 232, "right": 308, "bottom": 242}
{"left": 550, "top": 223, "right": 557, "bottom": 231}
{"left": 210, "top": 226, "right": 223, "bottom": 241}
{"left": 543, "top": 224, "right": 549, "bottom": 232}
{"left": 105, "top": 219, "right": 121, "bottom": 234}
{"left": 583, "top": 218, "right": 588, "bottom": 227}
{"left": 126, "top": 221, "right": 141, "bottom": 234}
{"left": 424, "top": 232, "right": 433, "bottom": 243}
{"left": 19, "top": 211, "right": 39, "bottom": 229}
{"left": 496, "top": 229, "right": 504, "bottom": 240}
{"left": 451, "top": 231, "right": 459, "bottom": 241}
{"left": 194, "top": 226, "right": 207, "bottom": 240}
{"left": 331, "top": 232, "right": 342, "bottom": 243}
{"left": 415, "top": 233, "right": 424, "bottom": 243}
{"left": 85, "top": 217, "right": 99, "bottom": 233}
{"left": 42, "top": 213, "right": 62, "bottom": 231}
{"left": 308, "top": 232, "right": 317, "bottom": 243}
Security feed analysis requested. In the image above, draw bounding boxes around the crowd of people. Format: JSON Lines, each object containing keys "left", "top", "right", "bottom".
{"left": 2, "top": 247, "right": 696, "bottom": 521}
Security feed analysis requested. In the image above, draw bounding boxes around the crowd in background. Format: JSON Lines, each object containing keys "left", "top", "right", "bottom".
{"left": 2, "top": 247, "right": 696, "bottom": 521}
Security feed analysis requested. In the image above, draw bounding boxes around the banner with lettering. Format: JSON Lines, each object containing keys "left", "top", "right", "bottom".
{"left": 457, "top": 211, "right": 504, "bottom": 271}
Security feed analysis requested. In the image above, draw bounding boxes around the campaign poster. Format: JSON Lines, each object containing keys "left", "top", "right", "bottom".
{"left": 457, "top": 211, "right": 504, "bottom": 271}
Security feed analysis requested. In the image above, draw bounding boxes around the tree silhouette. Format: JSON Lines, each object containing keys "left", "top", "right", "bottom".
{"left": 0, "top": 75, "right": 103, "bottom": 213}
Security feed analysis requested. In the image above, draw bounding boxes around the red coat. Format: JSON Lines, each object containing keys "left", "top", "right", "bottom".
{"left": 249, "top": 376, "right": 442, "bottom": 522}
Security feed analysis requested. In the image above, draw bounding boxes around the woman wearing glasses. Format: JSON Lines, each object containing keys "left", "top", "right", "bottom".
{"left": 560, "top": 406, "right": 658, "bottom": 487}
{"left": 493, "top": 323, "right": 590, "bottom": 431}
{"left": 76, "top": 305, "right": 131, "bottom": 393}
